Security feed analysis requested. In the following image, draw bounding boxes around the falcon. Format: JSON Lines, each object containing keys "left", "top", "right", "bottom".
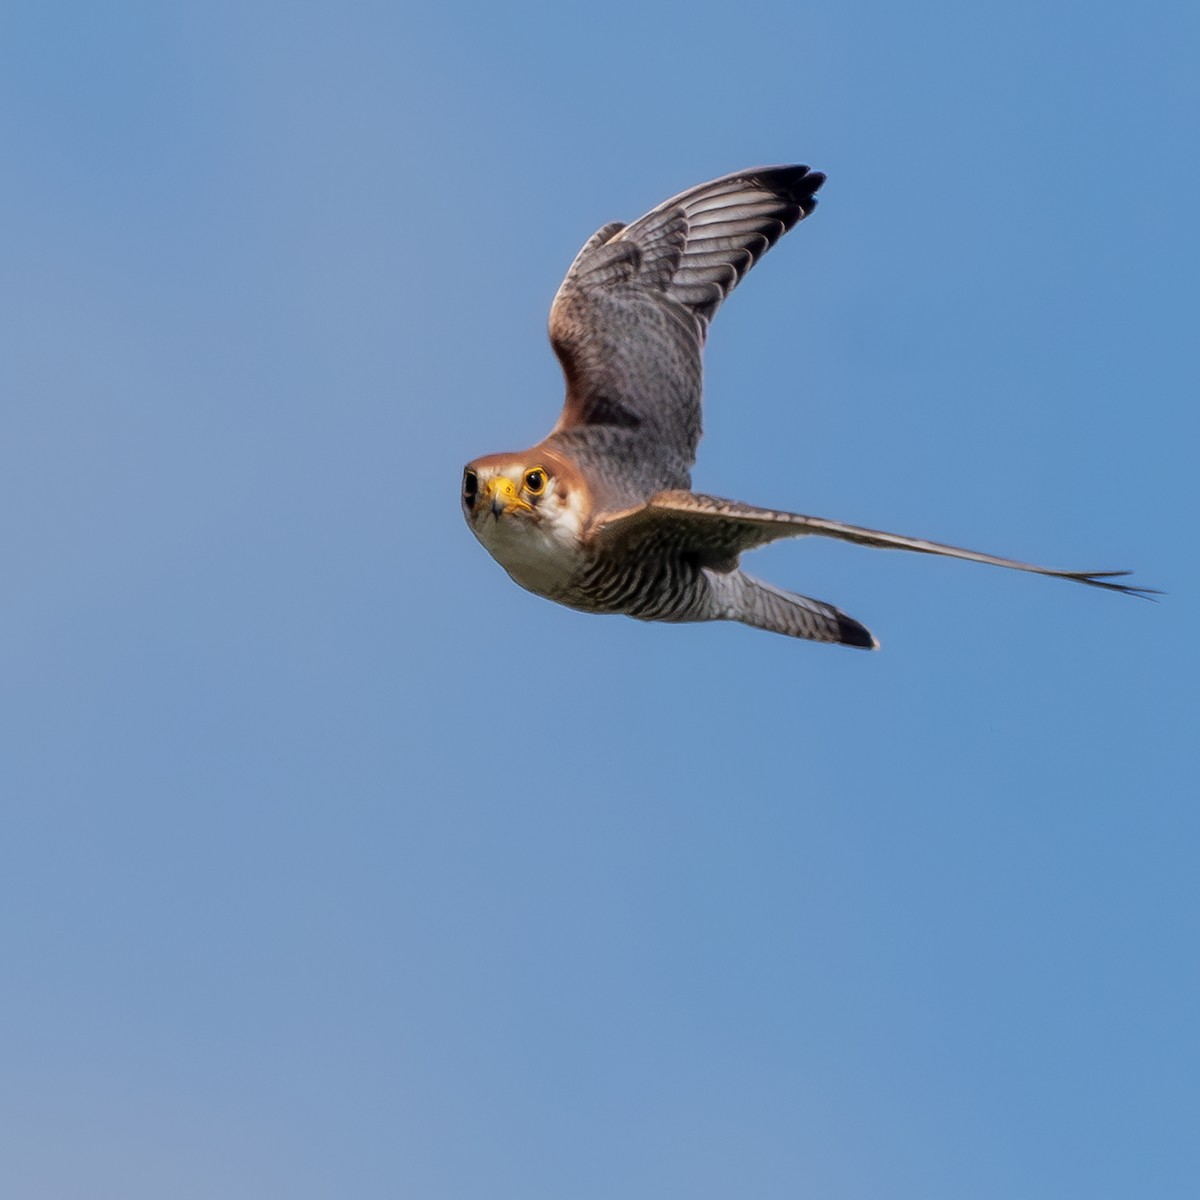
{"left": 462, "top": 165, "right": 1152, "bottom": 648}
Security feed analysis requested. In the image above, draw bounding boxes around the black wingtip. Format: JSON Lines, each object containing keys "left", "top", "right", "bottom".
{"left": 747, "top": 164, "right": 826, "bottom": 217}
{"left": 1070, "top": 570, "right": 1163, "bottom": 601}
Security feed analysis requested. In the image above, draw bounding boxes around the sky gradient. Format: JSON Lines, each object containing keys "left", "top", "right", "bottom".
{"left": 2, "top": 3, "right": 1197, "bottom": 1197}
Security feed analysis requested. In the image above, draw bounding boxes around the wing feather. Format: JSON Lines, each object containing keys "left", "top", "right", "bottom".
{"left": 545, "top": 166, "right": 825, "bottom": 498}
{"left": 591, "top": 492, "right": 1158, "bottom": 598}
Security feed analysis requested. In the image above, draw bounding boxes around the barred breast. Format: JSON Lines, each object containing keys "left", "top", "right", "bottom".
{"left": 565, "top": 535, "right": 716, "bottom": 623}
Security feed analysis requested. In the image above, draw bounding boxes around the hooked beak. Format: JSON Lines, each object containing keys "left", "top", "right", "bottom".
{"left": 484, "top": 476, "right": 533, "bottom": 517}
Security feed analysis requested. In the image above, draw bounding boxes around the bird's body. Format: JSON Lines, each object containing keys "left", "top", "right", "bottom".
{"left": 462, "top": 165, "right": 1151, "bottom": 647}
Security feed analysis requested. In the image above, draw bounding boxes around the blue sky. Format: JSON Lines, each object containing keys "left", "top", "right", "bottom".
{"left": 2, "top": 2, "right": 1197, "bottom": 1197}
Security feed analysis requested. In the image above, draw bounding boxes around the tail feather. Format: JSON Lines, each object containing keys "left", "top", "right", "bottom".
{"left": 720, "top": 571, "right": 878, "bottom": 649}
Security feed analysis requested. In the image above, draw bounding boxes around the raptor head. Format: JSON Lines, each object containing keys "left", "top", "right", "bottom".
{"left": 461, "top": 449, "right": 591, "bottom": 592}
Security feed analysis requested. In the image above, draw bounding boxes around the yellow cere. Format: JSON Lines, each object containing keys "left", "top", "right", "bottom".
{"left": 486, "top": 476, "right": 533, "bottom": 514}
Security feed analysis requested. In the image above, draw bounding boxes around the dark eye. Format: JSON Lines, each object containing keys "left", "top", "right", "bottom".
{"left": 523, "top": 468, "right": 547, "bottom": 495}
{"left": 462, "top": 469, "right": 478, "bottom": 507}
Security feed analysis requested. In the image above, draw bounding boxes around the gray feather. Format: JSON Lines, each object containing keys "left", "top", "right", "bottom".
{"left": 546, "top": 166, "right": 825, "bottom": 502}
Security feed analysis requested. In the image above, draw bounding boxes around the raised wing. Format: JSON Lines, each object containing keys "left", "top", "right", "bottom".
{"left": 592, "top": 492, "right": 1159, "bottom": 598}
{"left": 546, "top": 166, "right": 824, "bottom": 497}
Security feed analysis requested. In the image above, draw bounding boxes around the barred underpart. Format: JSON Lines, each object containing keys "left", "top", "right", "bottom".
{"left": 563, "top": 532, "right": 878, "bottom": 649}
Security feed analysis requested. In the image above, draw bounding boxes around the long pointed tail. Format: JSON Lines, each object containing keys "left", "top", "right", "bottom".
{"left": 715, "top": 571, "right": 878, "bottom": 649}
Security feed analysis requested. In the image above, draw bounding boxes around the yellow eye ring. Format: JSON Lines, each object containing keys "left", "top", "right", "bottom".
{"left": 523, "top": 467, "right": 548, "bottom": 496}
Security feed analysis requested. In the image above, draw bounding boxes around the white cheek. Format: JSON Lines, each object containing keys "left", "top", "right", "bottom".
{"left": 470, "top": 485, "right": 588, "bottom": 598}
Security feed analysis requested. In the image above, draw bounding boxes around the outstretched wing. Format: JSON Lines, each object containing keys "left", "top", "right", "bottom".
{"left": 591, "top": 491, "right": 1158, "bottom": 598}
{"left": 546, "top": 166, "right": 824, "bottom": 497}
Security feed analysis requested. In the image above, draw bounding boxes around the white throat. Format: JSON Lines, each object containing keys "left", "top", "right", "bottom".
{"left": 471, "top": 491, "right": 587, "bottom": 600}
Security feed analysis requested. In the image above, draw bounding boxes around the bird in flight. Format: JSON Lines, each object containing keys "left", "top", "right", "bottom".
{"left": 462, "top": 165, "right": 1152, "bottom": 648}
